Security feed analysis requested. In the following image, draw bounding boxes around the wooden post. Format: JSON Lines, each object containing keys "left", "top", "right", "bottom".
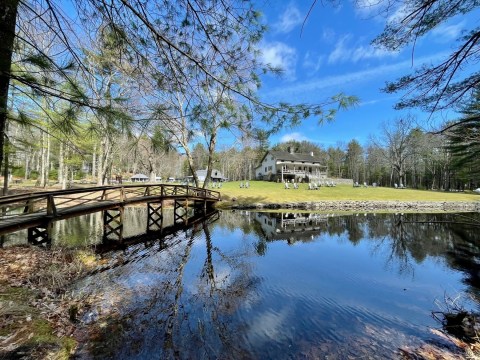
{"left": 46, "top": 195, "right": 57, "bottom": 216}
{"left": 103, "top": 207, "right": 124, "bottom": 242}
{"left": 23, "top": 198, "right": 34, "bottom": 213}
{"left": 102, "top": 189, "right": 108, "bottom": 200}
{"left": 174, "top": 199, "right": 188, "bottom": 224}
{"left": 147, "top": 201, "right": 163, "bottom": 232}
{"left": 27, "top": 222, "right": 52, "bottom": 246}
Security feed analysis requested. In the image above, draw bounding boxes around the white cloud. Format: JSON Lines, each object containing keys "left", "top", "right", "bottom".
{"left": 327, "top": 34, "right": 398, "bottom": 64}
{"left": 431, "top": 21, "right": 464, "bottom": 42}
{"left": 352, "top": 44, "right": 398, "bottom": 62}
{"left": 322, "top": 27, "right": 336, "bottom": 43}
{"left": 259, "top": 41, "right": 297, "bottom": 80}
{"left": 274, "top": 3, "right": 304, "bottom": 34}
{"left": 280, "top": 132, "right": 310, "bottom": 142}
{"left": 265, "top": 50, "right": 450, "bottom": 99}
{"left": 303, "top": 51, "right": 324, "bottom": 74}
{"left": 246, "top": 308, "right": 291, "bottom": 344}
{"left": 327, "top": 35, "right": 352, "bottom": 64}
{"left": 354, "top": 0, "right": 388, "bottom": 18}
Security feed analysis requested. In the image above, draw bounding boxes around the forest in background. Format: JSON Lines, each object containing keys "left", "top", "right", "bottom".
{"left": 1, "top": 0, "right": 480, "bottom": 192}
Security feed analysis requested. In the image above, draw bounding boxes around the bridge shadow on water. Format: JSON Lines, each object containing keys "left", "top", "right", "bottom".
{"left": 93, "top": 210, "right": 220, "bottom": 254}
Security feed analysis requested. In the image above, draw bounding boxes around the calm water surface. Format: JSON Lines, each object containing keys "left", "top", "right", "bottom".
{"left": 21, "top": 209, "right": 480, "bottom": 359}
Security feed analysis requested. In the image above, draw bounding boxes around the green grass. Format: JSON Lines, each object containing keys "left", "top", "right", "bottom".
{"left": 215, "top": 180, "right": 480, "bottom": 206}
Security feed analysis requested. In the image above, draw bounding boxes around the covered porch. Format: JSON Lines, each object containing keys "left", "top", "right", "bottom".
{"left": 277, "top": 162, "right": 327, "bottom": 182}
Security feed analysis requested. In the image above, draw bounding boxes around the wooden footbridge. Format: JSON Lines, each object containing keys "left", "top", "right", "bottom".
{"left": 0, "top": 184, "right": 220, "bottom": 244}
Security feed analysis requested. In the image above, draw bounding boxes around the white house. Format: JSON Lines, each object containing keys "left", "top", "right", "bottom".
{"left": 186, "top": 169, "right": 226, "bottom": 183}
{"left": 255, "top": 150, "right": 327, "bottom": 182}
{"left": 130, "top": 173, "right": 149, "bottom": 182}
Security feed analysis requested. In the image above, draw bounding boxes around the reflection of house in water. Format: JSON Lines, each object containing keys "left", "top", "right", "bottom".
{"left": 254, "top": 212, "right": 328, "bottom": 243}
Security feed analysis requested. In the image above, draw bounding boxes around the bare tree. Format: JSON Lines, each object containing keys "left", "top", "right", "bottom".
{"left": 371, "top": 116, "right": 415, "bottom": 187}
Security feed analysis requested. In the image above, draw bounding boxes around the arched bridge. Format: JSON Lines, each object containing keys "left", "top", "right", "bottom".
{"left": 0, "top": 184, "right": 220, "bottom": 244}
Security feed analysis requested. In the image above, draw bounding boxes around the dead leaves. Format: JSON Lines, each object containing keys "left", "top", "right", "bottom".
{"left": 0, "top": 245, "right": 100, "bottom": 357}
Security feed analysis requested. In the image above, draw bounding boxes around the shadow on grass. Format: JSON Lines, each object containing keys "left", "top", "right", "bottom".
{"left": 217, "top": 195, "right": 268, "bottom": 208}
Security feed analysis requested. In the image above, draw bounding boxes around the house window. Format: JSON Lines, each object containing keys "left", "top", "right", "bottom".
{"left": 265, "top": 167, "right": 267, "bottom": 172}
{"left": 268, "top": 166, "right": 272, "bottom": 171}
{"left": 271, "top": 156, "right": 274, "bottom": 160}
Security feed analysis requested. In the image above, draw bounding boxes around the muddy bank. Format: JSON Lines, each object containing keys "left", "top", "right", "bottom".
{"left": 229, "top": 200, "right": 480, "bottom": 212}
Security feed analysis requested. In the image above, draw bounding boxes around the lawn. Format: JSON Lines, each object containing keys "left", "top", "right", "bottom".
{"left": 215, "top": 180, "right": 480, "bottom": 205}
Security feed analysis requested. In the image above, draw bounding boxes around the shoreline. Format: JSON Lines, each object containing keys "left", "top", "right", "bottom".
{"left": 227, "top": 200, "right": 480, "bottom": 212}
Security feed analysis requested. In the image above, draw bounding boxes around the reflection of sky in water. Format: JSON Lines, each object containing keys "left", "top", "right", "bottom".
{"left": 71, "top": 211, "right": 480, "bottom": 359}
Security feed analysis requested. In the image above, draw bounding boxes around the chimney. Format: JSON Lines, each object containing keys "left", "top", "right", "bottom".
{"left": 310, "top": 151, "right": 314, "bottom": 156}
{"left": 288, "top": 146, "right": 294, "bottom": 154}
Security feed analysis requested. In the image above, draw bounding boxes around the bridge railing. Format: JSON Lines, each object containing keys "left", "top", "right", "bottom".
{"left": 0, "top": 184, "right": 220, "bottom": 219}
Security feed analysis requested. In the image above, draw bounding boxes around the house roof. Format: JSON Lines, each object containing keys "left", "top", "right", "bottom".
{"left": 131, "top": 173, "right": 149, "bottom": 179}
{"left": 188, "top": 169, "right": 224, "bottom": 179}
{"left": 258, "top": 151, "right": 325, "bottom": 166}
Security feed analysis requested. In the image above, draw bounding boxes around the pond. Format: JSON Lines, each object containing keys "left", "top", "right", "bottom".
{"left": 9, "top": 209, "right": 480, "bottom": 358}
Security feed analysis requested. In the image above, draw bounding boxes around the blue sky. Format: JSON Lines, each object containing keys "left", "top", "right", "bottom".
{"left": 254, "top": 0, "right": 475, "bottom": 148}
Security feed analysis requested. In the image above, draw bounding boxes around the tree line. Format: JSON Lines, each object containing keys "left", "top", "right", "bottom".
{"left": 1, "top": 0, "right": 480, "bottom": 191}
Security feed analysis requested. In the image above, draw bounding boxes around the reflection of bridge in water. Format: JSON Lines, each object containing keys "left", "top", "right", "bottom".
{"left": 0, "top": 184, "right": 220, "bottom": 245}
{"left": 254, "top": 212, "right": 329, "bottom": 242}
{"left": 94, "top": 209, "right": 220, "bottom": 254}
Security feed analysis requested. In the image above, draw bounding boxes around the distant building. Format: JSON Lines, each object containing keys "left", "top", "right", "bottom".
{"left": 186, "top": 169, "right": 226, "bottom": 183}
{"left": 130, "top": 173, "right": 149, "bottom": 182}
{"left": 255, "top": 149, "right": 327, "bottom": 182}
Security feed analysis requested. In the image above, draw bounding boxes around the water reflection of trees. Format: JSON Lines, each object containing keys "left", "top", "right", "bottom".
{"left": 80, "top": 210, "right": 480, "bottom": 357}
{"left": 83, "top": 211, "right": 260, "bottom": 359}
{"left": 242, "top": 211, "right": 480, "bottom": 295}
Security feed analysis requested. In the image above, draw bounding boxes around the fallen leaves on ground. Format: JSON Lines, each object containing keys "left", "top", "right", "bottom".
{"left": 0, "top": 245, "right": 100, "bottom": 358}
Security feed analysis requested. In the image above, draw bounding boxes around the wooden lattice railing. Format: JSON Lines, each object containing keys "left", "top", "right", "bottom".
{"left": 0, "top": 184, "right": 221, "bottom": 220}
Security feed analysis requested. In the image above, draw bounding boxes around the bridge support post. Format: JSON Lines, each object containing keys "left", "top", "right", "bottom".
{"left": 174, "top": 199, "right": 188, "bottom": 225}
{"left": 27, "top": 222, "right": 52, "bottom": 246}
{"left": 147, "top": 201, "right": 163, "bottom": 232}
{"left": 103, "top": 207, "right": 124, "bottom": 242}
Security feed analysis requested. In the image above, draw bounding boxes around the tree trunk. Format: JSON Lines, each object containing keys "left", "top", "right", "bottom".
{"left": 97, "top": 137, "right": 111, "bottom": 185}
{"left": 92, "top": 143, "right": 96, "bottom": 179}
{"left": 24, "top": 147, "right": 30, "bottom": 180}
{"left": 37, "top": 132, "right": 46, "bottom": 187}
{"left": 58, "top": 141, "right": 64, "bottom": 187}
{"left": 185, "top": 149, "right": 200, "bottom": 187}
{"left": 3, "top": 130, "right": 8, "bottom": 195}
{"left": 45, "top": 132, "right": 50, "bottom": 186}
{"left": 204, "top": 131, "right": 218, "bottom": 189}
{"left": 62, "top": 147, "right": 69, "bottom": 189}
{"left": 0, "top": 0, "right": 19, "bottom": 175}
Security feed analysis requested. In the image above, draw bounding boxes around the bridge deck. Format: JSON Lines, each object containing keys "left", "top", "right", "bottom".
{"left": 0, "top": 184, "right": 220, "bottom": 236}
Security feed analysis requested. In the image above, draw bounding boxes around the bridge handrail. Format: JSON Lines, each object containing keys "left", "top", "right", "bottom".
{"left": 0, "top": 184, "right": 220, "bottom": 216}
